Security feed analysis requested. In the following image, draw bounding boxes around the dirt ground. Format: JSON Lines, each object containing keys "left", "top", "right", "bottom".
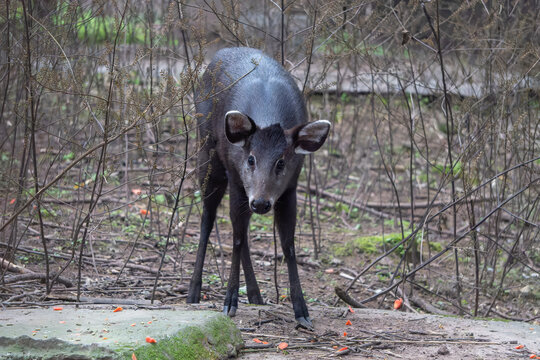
{"left": 225, "top": 304, "right": 539, "bottom": 359}
{"left": 2, "top": 95, "right": 538, "bottom": 359}
{"left": 3, "top": 194, "right": 539, "bottom": 359}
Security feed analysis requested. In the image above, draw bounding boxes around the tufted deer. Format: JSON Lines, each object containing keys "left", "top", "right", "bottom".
{"left": 187, "top": 47, "right": 330, "bottom": 329}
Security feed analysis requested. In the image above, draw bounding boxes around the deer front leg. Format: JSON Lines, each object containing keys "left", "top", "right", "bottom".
{"left": 274, "top": 187, "right": 312, "bottom": 329}
{"left": 223, "top": 181, "right": 252, "bottom": 316}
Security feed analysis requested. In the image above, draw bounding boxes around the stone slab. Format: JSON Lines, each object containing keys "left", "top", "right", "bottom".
{"left": 0, "top": 306, "right": 243, "bottom": 360}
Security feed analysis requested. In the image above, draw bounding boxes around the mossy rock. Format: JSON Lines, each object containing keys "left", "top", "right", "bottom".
{"left": 128, "top": 315, "right": 242, "bottom": 360}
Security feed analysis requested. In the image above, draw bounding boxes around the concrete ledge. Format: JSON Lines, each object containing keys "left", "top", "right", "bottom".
{"left": 0, "top": 306, "right": 243, "bottom": 360}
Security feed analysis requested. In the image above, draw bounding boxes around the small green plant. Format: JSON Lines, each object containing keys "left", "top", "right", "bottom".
{"left": 429, "top": 241, "right": 443, "bottom": 252}
{"left": 63, "top": 151, "right": 75, "bottom": 161}
{"left": 154, "top": 194, "right": 166, "bottom": 205}
{"left": 250, "top": 213, "right": 273, "bottom": 232}
{"left": 205, "top": 274, "right": 221, "bottom": 285}
{"left": 434, "top": 161, "right": 462, "bottom": 177}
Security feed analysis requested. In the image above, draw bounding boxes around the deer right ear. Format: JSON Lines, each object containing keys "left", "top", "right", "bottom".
{"left": 225, "top": 111, "right": 256, "bottom": 147}
{"left": 291, "top": 120, "right": 331, "bottom": 154}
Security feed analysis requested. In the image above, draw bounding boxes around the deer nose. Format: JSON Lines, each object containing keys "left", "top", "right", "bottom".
{"left": 250, "top": 198, "right": 272, "bottom": 214}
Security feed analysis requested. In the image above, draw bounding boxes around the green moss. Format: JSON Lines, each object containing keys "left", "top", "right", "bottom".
{"left": 333, "top": 235, "right": 384, "bottom": 256}
{"left": 333, "top": 232, "right": 420, "bottom": 257}
{"left": 127, "top": 315, "right": 242, "bottom": 360}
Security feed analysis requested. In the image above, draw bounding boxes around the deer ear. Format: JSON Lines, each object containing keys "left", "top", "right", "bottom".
{"left": 225, "top": 111, "right": 256, "bottom": 147}
{"left": 290, "top": 120, "right": 331, "bottom": 154}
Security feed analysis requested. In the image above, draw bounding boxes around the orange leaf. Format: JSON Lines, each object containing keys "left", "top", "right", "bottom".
{"left": 145, "top": 336, "right": 156, "bottom": 344}
{"left": 343, "top": 332, "right": 347, "bottom": 337}
{"left": 9, "top": 198, "right": 15, "bottom": 205}
{"left": 515, "top": 345, "right": 524, "bottom": 349}
{"left": 278, "top": 342, "right": 288, "bottom": 350}
{"left": 140, "top": 209, "right": 148, "bottom": 216}
{"left": 113, "top": 307, "right": 123, "bottom": 313}
{"left": 131, "top": 188, "right": 142, "bottom": 195}
{"left": 394, "top": 298, "right": 403, "bottom": 310}
{"left": 345, "top": 320, "right": 352, "bottom": 326}
{"left": 337, "top": 347, "right": 349, "bottom": 352}
{"left": 529, "top": 355, "right": 537, "bottom": 359}
{"left": 348, "top": 305, "right": 355, "bottom": 313}
{"left": 132, "top": 353, "right": 137, "bottom": 360}
{"left": 53, "top": 307, "right": 63, "bottom": 311}
{"left": 332, "top": 345, "right": 338, "bottom": 349}
{"left": 147, "top": 321, "right": 152, "bottom": 324}
{"left": 262, "top": 341, "right": 269, "bottom": 345}
{"left": 253, "top": 338, "right": 263, "bottom": 343}
{"left": 130, "top": 323, "right": 136, "bottom": 327}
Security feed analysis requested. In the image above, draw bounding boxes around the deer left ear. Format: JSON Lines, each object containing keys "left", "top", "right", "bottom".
{"left": 289, "top": 120, "right": 331, "bottom": 154}
{"left": 225, "top": 110, "right": 256, "bottom": 147}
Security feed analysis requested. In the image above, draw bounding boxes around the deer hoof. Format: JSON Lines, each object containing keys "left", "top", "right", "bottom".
{"left": 295, "top": 316, "right": 313, "bottom": 330}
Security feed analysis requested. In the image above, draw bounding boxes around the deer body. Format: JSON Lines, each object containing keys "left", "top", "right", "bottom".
{"left": 187, "top": 47, "right": 330, "bottom": 329}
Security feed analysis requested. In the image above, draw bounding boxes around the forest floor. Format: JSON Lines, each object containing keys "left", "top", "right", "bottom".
{"left": 4, "top": 206, "right": 539, "bottom": 359}
{"left": 231, "top": 304, "right": 539, "bottom": 359}
{"left": 2, "top": 95, "right": 538, "bottom": 359}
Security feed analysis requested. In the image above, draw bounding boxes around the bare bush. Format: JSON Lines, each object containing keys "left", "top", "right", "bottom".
{"left": 0, "top": 0, "right": 538, "bottom": 322}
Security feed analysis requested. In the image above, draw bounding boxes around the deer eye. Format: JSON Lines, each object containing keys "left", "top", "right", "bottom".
{"left": 276, "top": 159, "right": 285, "bottom": 172}
{"left": 247, "top": 155, "right": 255, "bottom": 166}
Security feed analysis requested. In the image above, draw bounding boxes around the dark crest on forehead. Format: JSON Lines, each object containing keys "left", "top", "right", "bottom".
{"left": 250, "top": 124, "right": 287, "bottom": 156}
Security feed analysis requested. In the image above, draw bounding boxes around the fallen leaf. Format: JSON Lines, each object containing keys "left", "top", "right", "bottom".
{"left": 337, "top": 346, "right": 349, "bottom": 352}
{"left": 130, "top": 323, "right": 136, "bottom": 327}
{"left": 332, "top": 345, "right": 338, "bottom": 349}
{"left": 529, "top": 355, "right": 537, "bottom": 359}
{"left": 253, "top": 338, "right": 263, "bottom": 344}
{"left": 113, "top": 307, "right": 123, "bottom": 313}
{"left": 53, "top": 307, "right": 63, "bottom": 311}
{"left": 515, "top": 345, "right": 524, "bottom": 349}
{"left": 132, "top": 353, "right": 137, "bottom": 360}
{"left": 343, "top": 332, "right": 347, "bottom": 337}
{"left": 345, "top": 320, "right": 352, "bottom": 326}
{"left": 278, "top": 342, "right": 288, "bottom": 350}
{"left": 145, "top": 336, "right": 156, "bottom": 344}
{"left": 262, "top": 341, "right": 269, "bottom": 345}
{"left": 348, "top": 305, "right": 355, "bottom": 313}
{"left": 59, "top": 321, "right": 65, "bottom": 324}
{"left": 147, "top": 321, "right": 152, "bottom": 324}
{"left": 394, "top": 298, "right": 403, "bottom": 310}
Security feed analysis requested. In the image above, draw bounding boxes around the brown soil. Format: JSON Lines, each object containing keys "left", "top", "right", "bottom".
{"left": 227, "top": 304, "right": 539, "bottom": 359}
